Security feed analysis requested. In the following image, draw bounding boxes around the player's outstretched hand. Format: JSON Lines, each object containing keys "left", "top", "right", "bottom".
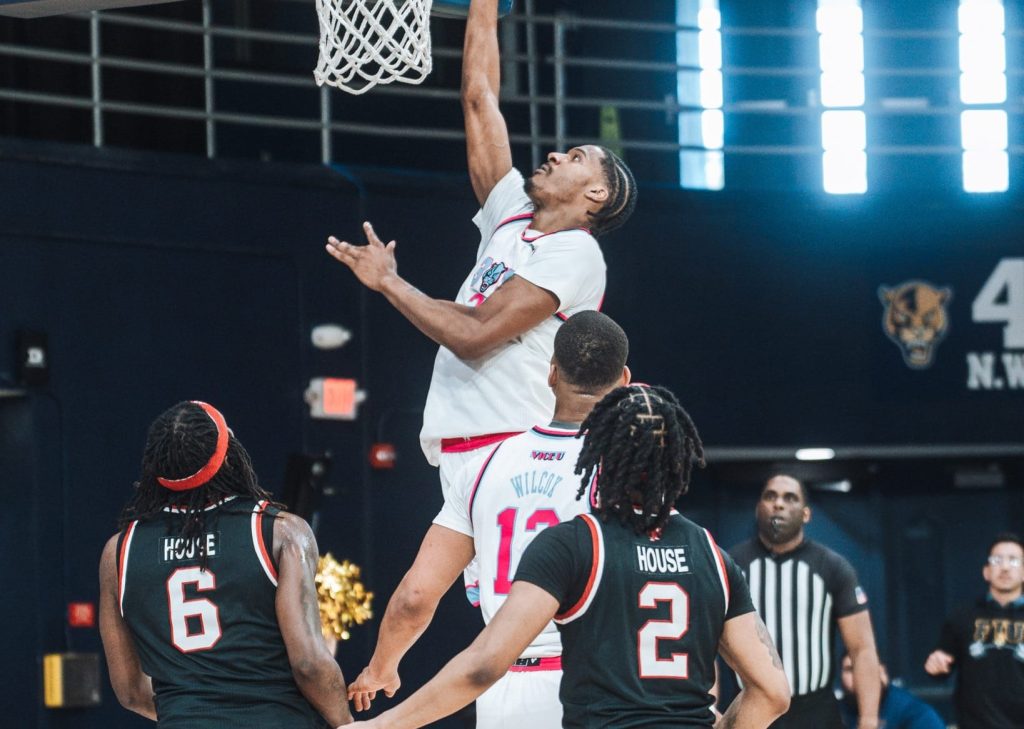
{"left": 347, "top": 664, "right": 401, "bottom": 712}
{"left": 326, "top": 221, "right": 398, "bottom": 293}
{"left": 923, "top": 649, "right": 954, "bottom": 676}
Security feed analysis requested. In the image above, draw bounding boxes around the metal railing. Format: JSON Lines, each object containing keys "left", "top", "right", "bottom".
{"left": 0, "top": 1, "right": 1020, "bottom": 181}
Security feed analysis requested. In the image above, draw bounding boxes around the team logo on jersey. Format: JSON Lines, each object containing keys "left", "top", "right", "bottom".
{"left": 531, "top": 450, "right": 566, "bottom": 461}
{"left": 879, "top": 281, "right": 952, "bottom": 369}
{"left": 471, "top": 257, "right": 513, "bottom": 295}
{"left": 855, "top": 586, "right": 868, "bottom": 605}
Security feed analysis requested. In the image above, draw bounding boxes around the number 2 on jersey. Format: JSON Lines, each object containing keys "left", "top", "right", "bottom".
{"left": 167, "top": 566, "right": 222, "bottom": 653}
{"left": 494, "top": 508, "right": 560, "bottom": 594}
{"left": 637, "top": 582, "right": 690, "bottom": 679}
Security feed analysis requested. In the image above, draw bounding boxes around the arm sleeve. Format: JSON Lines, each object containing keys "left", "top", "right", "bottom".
{"left": 472, "top": 168, "right": 532, "bottom": 249}
{"left": 432, "top": 460, "right": 477, "bottom": 539}
{"left": 724, "top": 551, "right": 756, "bottom": 621}
{"left": 513, "top": 519, "right": 590, "bottom": 613}
{"left": 827, "top": 554, "right": 870, "bottom": 618}
{"left": 514, "top": 232, "right": 606, "bottom": 313}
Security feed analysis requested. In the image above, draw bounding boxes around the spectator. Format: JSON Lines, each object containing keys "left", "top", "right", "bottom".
{"left": 924, "top": 531, "right": 1024, "bottom": 729}
{"left": 839, "top": 654, "right": 944, "bottom": 729}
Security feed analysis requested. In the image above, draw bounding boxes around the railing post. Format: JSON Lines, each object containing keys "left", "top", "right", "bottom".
{"left": 321, "top": 84, "right": 332, "bottom": 165}
{"left": 90, "top": 11, "right": 103, "bottom": 147}
{"left": 202, "top": 0, "right": 215, "bottom": 158}
{"left": 553, "top": 14, "right": 566, "bottom": 153}
{"left": 500, "top": 11, "right": 518, "bottom": 98}
{"left": 524, "top": 0, "right": 541, "bottom": 167}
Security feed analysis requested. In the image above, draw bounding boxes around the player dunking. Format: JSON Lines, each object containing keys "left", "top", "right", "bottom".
{"left": 325, "top": 0, "right": 637, "bottom": 522}
{"left": 98, "top": 401, "right": 351, "bottom": 728}
{"left": 347, "top": 311, "right": 631, "bottom": 728}
{"left": 347, "top": 385, "right": 791, "bottom": 729}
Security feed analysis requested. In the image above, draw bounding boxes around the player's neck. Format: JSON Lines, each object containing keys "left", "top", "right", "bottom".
{"left": 553, "top": 395, "right": 600, "bottom": 425}
{"left": 548, "top": 418, "right": 581, "bottom": 430}
{"left": 531, "top": 206, "right": 585, "bottom": 235}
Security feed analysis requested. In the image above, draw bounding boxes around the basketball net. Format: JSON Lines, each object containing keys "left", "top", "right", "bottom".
{"left": 315, "top": 0, "right": 434, "bottom": 95}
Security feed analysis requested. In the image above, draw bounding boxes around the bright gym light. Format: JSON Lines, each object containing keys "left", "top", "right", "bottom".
{"left": 678, "top": 0, "right": 724, "bottom": 190}
{"left": 963, "top": 150, "right": 1009, "bottom": 193}
{"left": 817, "top": 0, "right": 867, "bottom": 194}
{"left": 795, "top": 448, "right": 836, "bottom": 461}
{"left": 959, "top": 0, "right": 1008, "bottom": 192}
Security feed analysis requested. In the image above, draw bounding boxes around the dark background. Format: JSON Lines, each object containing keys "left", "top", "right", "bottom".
{"left": 1, "top": 0, "right": 1023, "bottom": 727}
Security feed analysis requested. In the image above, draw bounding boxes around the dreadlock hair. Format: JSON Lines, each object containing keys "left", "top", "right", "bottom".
{"left": 587, "top": 146, "right": 638, "bottom": 237}
{"left": 575, "top": 384, "right": 705, "bottom": 537}
{"left": 553, "top": 311, "right": 629, "bottom": 392}
{"left": 118, "top": 401, "right": 278, "bottom": 569}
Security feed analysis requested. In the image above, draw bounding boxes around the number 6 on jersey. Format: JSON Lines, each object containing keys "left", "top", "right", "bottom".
{"left": 167, "top": 566, "right": 222, "bottom": 653}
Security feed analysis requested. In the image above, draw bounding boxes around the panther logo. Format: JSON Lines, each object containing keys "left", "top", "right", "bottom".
{"left": 478, "top": 261, "right": 509, "bottom": 294}
{"left": 878, "top": 281, "right": 952, "bottom": 369}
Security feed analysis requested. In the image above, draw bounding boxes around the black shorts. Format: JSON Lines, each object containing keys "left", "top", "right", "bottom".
{"left": 769, "top": 688, "right": 844, "bottom": 729}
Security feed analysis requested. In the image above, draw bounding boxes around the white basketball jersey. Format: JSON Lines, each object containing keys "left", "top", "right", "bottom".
{"left": 419, "top": 168, "right": 606, "bottom": 466}
{"left": 434, "top": 425, "right": 597, "bottom": 658}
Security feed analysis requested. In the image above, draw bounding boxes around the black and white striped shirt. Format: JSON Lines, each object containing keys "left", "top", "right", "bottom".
{"left": 729, "top": 538, "right": 869, "bottom": 697}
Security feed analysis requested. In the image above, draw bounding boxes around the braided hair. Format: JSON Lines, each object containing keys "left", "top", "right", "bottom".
{"left": 587, "top": 146, "right": 638, "bottom": 237}
{"left": 118, "top": 401, "right": 278, "bottom": 568}
{"left": 575, "top": 384, "right": 705, "bottom": 536}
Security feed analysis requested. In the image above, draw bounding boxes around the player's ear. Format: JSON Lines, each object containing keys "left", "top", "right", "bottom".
{"left": 584, "top": 184, "right": 609, "bottom": 206}
{"left": 802, "top": 506, "right": 812, "bottom": 524}
{"left": 620, "top": 365, "right": 631, "bottom": 386}
{"left": 548, "top": 361, "right": 558, "bottom": 388}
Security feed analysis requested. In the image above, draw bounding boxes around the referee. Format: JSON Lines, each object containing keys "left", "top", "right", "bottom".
{"left": 729, "top": 474, "right": 882, "bottom": 729}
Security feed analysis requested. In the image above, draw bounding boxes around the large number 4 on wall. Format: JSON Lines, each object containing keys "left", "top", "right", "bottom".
{"left": 973, "top": 258, "right": 1024, "bottom": 349}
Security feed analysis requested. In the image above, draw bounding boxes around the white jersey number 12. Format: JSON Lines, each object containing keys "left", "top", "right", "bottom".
{"left": 494, "top": 508, "right": 560, "bottom": 595}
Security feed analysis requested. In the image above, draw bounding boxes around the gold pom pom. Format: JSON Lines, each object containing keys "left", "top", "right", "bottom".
{"left": 316, "top": 553, "right": 374, "bottom": 641}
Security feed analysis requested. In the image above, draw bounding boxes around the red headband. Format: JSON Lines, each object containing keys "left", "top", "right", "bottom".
{"left": 157, "top": 401, "right": 230, "bottom": 492}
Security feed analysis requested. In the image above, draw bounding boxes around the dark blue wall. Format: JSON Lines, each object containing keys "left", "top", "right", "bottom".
{"left": 0, "top": 141, "right": 370, "bottom": 728}
{"left": 1, "top": 139, "right": 1022, "bottom": 727}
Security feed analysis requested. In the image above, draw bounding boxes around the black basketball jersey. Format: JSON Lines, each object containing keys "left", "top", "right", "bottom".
{"left": 117, "top": 496, "right": 327, "bottom": 729}
{"left": 516, "top": 511, "right": 754, "bottom": 729}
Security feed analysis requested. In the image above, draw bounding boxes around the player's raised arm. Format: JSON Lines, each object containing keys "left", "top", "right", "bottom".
{"left": 716, "top": 613, "right": 791, "bottom": 728}
{"left": 462, "top": 0, "right": 514, "bottom": 205}
{"left": 274, "top": 513, "right": 353, "bottom": 727}
{"left": 326, "top": 222, "right": 559, "bottom": 361}
{"left": 98, "top": 534, "right": 157, "bottom": 721}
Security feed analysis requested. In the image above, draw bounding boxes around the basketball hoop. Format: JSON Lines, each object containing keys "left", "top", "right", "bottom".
{"left": 315, "top": 0, "right": 434, "bottom": 96}
{"left": 314, "top": 0, "right": 514, "bottom": 95}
